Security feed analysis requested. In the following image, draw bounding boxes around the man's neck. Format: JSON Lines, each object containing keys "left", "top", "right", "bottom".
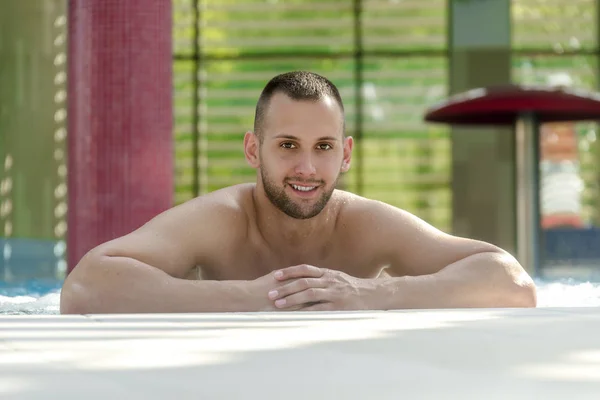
{"left": 251, "top": 184, "right": 339, "bottom": 258}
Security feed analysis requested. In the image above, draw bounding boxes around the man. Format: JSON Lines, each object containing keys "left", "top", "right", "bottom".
{"left": 60, "top": 71, "right": 536, "bottom": 314}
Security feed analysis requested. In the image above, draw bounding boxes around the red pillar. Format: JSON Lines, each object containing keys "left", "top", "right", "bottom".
{"left": 67, "top": 0, "right": 173, "bottom": 273}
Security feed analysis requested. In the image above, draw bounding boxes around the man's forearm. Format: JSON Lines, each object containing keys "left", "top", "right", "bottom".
{"left": 60, "top": 255, "right": 254, "bottom": 314}
{"left": 374, "top": 252, "right": 537, "bottom": 309}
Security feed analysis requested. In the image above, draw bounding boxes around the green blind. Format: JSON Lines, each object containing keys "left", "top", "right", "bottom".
{"left": 357, "top": 57, "right": 450, "bottom": 229}
{"left": 173, "top": 0, "right": 450, "bottom": 231}
{"left": 359, "top": 0, "right": 450, "bottom": 230}
{"left": 363, "top": 0, "right": 447, "bottom": 51}
{"left": 199, "top": 1, "right": 355, "bottom": 55}
{"left": 512, "top": 0, "right": 596, "bottom": 51}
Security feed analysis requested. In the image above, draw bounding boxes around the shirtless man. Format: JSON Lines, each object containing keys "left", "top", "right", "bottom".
{"left": 60, "top": 71, "right": 537, "bottom": 314}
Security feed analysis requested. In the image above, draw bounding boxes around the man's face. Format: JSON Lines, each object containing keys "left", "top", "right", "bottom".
{"left": 249, "top": 92, "right": 352, "bottom": 219}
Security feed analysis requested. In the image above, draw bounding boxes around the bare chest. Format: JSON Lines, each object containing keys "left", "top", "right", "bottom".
{"left": 199, "top": 238, "right": 388, "bottom": 281}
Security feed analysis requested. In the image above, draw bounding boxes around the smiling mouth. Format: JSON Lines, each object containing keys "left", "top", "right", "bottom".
{"left": 290, "top": 184, "right": 318, "bottom": 192}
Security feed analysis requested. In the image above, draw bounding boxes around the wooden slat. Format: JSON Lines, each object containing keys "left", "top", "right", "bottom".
{"left": 193, "top": 0, "right": 446, "bottom": 13}
{"left": 362, "top": 15, "right": 445, "bottom": 28}
{"left": 363, "top": 69, "right": 445, "bottom": 80}
{"left": 200, "top": 36, "right": 353, "bottom": 48}
{"left": 363, "top": 36, "right": 445, "bottom": 46}
{"left": 513, "top": 33, "right": 594, "bottom": 43}
{"left": 364, "top": 0, "right": 445, "bottom": 11}
{"left": 515, "top": 16, "right": 593, "bottom": 24}
{"left": 201, "top": 2, "right": 354, "bottom": 12}
{"left": 197, "top": 16, "right": 444, "bottom": 30}
{"left": 514, "top": 0, "right": 593, "bottom": 5}
{"left": 200, "top": 17, "right": 354, "bottom": 30}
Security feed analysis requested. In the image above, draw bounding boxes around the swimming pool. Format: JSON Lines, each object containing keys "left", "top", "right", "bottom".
{"left": 1, "top": 278, "right": 599, "bottom": 314}
{"left": 0, "top": 280, "right": 63, "bottom": 315}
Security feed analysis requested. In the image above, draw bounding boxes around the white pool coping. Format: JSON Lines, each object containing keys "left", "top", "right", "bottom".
{"left": 1, "top": 307, "right": 599, "bottom": 399}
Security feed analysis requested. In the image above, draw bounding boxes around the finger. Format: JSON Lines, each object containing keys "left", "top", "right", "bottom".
{"left": 274, "top": 288, "right": 329, "bottom": 309}
{"left": 273, "top": 264, "right": 325, "bottom": 281}
{"left": 268, "top": 278, "right": 327, "bottom": 300}
{"left": 300, "top": 302, "right": 333, "bottom": 312}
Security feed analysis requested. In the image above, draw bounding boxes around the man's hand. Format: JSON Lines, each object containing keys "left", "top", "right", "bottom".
{"left": 248, "top": 265, "right": 328, "bottom": 311}
{"left": 267, "top": 265, "right": 377, "bottom": 311}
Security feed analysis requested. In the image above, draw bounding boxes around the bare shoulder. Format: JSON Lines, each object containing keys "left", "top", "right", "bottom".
{"left": 161, "top": 183, "right": 254, "bottom": 252}
{"left": 92, "top": 183, "right": 254, "bottom": 279}
{"left": 338, "top": 191, "right": 444, "bottom": 237}
{"left": 335, "top": 190, "right": 504, "bottom": 276}
{"left": 130, "top": 183, "right": 252, "bottom": 240}
{"left": 176, "top": 183, "right": 253, "bottom": 223}
{"left": 336, "top": 190, "right": 416, "bottom": 227}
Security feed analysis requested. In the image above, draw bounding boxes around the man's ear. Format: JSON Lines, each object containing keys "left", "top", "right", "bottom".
{"left": 341, "top": 136, "right": 353, "bottom": 173}
{"left": 244, "top": 131, "right": 260, "bottom": 168}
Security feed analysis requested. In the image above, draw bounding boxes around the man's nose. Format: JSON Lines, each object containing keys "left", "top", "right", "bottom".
{"left": 294, "top": 152, "right": 317, "bottom": 176}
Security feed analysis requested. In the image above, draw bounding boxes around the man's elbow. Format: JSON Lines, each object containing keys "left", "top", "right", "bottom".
{"left": 492, "top": 251, "right": 537, "bottom": 308}
{"left": 511, "top": 279, "right": 537, "bottom": 308}
{"left": 503, "top": 265, "right": 537, "bottom": 308}
{"left": 60, "top": 268, "right": 96, "bottom": 315}
{"left": 59, "top": 250, "right": 107, "bottom": 315}
{"left": 60, "top": 281, "right": 87, "bottom": 314}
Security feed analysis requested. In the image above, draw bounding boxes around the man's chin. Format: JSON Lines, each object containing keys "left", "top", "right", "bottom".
{"left": 284, "top": 205, "right": 325, "bottom": 220}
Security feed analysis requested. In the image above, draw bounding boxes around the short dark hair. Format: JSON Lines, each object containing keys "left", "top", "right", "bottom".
{"left": 253, "top": 71, "right": 345, "bottom": 142}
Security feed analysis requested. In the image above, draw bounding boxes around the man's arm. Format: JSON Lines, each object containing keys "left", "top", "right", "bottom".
{"left": 372, "top": 251, "right": 536, "bottom": 309}
{"left": 266, "top": 199, "right": 536, "bottom": 311}
{"left": 60, "top": 252, "right": 256, "bottom": 314}
{"left": 368, "top": 200, "right": 537, "bottom": 308}
{"left": 60, "top": 191, "right": 255, "bottom": 314}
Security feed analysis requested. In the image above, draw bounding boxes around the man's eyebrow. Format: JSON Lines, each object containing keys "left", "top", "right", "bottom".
{"left": 272, "top": 134, "right": 339, "bottom": 141}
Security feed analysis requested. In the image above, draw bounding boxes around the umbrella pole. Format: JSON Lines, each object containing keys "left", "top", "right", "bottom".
{"left": 515, "top": 112, "right": 541, "bottom": 276}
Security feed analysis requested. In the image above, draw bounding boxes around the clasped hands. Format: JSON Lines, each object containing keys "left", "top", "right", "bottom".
{"left": 251, "top": 264, "right": 377, "bottom": 311}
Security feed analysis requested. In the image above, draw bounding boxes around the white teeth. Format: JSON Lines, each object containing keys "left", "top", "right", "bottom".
{"left": 291, "top": 184, "right": 316, "bottom": 192}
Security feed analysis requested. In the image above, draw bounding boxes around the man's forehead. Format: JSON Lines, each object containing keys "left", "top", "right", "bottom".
{"left": 260, "top": 93, "right": 345, "bottom": 139}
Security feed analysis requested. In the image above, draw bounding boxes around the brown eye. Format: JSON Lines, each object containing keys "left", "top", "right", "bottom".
{"left": 280, "top": 142, "right": 296, "bottom": 149}
{"left": 317, "top": 143, "right": 332, "bottom": 150}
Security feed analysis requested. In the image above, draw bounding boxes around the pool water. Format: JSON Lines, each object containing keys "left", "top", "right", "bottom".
{"left": 0, "top": 280, "right": 63, "bottom": 315}
{"left": 1, "top": 279, "right": 599, "bottom": 315}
